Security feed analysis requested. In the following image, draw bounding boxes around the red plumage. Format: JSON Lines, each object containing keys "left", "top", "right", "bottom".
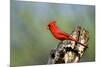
{"left": 48, "top": 20, "right": 76, "bottom": 41}
{"left": 48, "top": 20, "right": 87, "bottom": 48}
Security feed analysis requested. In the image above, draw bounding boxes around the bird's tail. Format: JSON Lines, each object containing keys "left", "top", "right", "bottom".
{"left": 68, "top": 36, "right": 88, "bottom": 48}
{"left": 77, "top": 41, "right": 88, "bottom": 48}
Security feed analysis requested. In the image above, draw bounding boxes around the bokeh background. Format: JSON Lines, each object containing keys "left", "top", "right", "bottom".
{"left": 10, "top": 0, "right": 95, "bottom": 66}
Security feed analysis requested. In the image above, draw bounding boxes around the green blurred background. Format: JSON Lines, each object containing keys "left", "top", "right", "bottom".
{"left": 10, "top": 0, "right": 95, "bottom": 66}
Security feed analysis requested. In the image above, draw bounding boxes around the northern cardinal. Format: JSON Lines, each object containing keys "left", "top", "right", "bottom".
{"left": 48, "top": 20, "right": 87, "bottom": 48}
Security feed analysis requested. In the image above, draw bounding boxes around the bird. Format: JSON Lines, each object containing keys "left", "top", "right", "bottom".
{"left": 48, "top": 20, "right": 87, "bottom": 48}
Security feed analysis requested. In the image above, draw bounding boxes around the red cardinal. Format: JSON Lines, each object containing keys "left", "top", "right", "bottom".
{"left": 48, "top": 20, "right": 87, "bottom": 48}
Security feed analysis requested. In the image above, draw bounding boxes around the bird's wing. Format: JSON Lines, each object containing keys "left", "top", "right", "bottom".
{"left": 58, "top": 31, "right": 70, "bottom": 37}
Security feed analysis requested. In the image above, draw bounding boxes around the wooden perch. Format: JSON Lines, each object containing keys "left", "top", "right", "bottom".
{"left": 48, "top": 26, "right": 89, "bottom": 64}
